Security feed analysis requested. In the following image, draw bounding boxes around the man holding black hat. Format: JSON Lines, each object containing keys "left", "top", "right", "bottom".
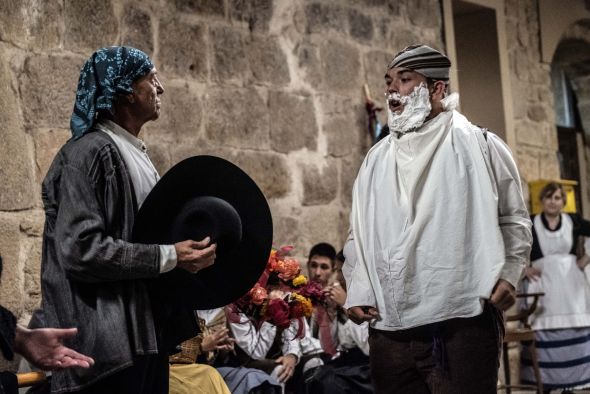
{"left": 343, "top": 44, "right": 532, "bottom": 392}
{"left": 33, "top": 46, "right": 216, "bottom": 393}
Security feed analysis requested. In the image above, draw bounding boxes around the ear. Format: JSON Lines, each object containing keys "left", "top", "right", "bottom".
{"left": 125, "top": 93, "right": 135, "bottom": 104}
{"left": 431, "top": 81, "right": 446, "bottom": 101}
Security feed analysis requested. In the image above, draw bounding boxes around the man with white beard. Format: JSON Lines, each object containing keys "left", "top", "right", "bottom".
{"left": 342, "top": 45, "right": 532, "bottom": 393}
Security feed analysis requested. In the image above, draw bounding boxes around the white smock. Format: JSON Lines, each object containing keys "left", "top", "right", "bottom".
{"left": 344, "top": 109, "right": 531, "bottom": 331}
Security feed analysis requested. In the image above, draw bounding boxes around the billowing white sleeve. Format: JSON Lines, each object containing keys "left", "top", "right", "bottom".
{"left": 342, "top": 228, "right": 356, "bottom": 290}
{"left": 584, "top": 238, "right": 590, "bottom": 284}
{"left": 280, "top": 320, "right": 303, "bottom": 362}
{"left": 343, "top": 226, "right": 377, "bottom": 309}
{"left": 229, "top": 313, "right": 277, "bottom": 360}
{"left": 487, "top": 133, "right": 532, "bottom": 287}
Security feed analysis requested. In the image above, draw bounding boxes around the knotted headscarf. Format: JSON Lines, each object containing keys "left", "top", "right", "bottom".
{"left": 70, "top": 46, "right": 154, "bottom": 139}
{"left": 388, "top": 44, "right": 451, "bottom": 81}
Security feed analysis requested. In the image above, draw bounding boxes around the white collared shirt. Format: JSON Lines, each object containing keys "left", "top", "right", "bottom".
{"left": 229, "top": 312, "right": 303, "bottom": 361}
{"left": 96, "top": 119, "right": 177, "bottom": 273}
{"left": 337, "top": 320, "right": 370, "bottom": 355}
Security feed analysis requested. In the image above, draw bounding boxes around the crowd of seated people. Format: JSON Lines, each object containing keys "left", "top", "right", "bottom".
{"left": 167, "top": 242, "right": 373, "bottom": 394}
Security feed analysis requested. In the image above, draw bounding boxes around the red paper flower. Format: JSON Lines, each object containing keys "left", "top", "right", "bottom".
{"left": 297, "top": 281, "right": 324, "bottom": 304}
{"left": 266, "top": 298, "right": 290, "bottom": 329}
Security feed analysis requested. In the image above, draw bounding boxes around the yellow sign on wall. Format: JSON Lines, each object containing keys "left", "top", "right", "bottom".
{"left": 529, "top": 179, "right": 578, "bottom": 215}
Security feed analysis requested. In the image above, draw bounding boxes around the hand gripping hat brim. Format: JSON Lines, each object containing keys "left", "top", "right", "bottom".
{"left": 133, "top": 155, "right": 273, "bottom": 309}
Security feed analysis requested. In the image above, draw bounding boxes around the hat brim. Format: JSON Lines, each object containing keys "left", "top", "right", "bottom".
{"left": 133, "top": 155, "right": 273, "bottom": 309}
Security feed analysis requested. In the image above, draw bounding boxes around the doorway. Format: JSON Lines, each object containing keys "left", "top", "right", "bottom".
{"left": 452, "top": 0, "right": 506, "bottom": 140}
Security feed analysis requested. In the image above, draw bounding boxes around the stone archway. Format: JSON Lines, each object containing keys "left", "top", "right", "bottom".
{"left": 551, "top": 19, "right": 590, "bottom": 215}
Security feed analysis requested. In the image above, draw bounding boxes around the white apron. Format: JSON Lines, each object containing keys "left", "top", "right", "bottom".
{"left": 528, "top": 214, "right": 590, "bottom": 330}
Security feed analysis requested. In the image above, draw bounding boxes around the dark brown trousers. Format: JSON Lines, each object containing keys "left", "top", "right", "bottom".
{"left": 369, "top": 304, "right": 503, "bottom": 394}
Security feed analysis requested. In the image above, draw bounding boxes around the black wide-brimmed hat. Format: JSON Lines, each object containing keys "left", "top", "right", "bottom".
{"left": 133, "top": 155, "right": 273, "bottom": 309}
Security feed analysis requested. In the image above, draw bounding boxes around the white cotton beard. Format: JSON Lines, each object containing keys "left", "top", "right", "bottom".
{"left": 386, "top": 84, "right": 432, "bottom": 135}
{"left": 441, "top": 92, "right": 459, "bottom": 112}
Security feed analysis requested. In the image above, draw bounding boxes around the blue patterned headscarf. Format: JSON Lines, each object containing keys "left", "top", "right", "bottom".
{"left": 70, "top": 46, "right": 154, "bottom": 139}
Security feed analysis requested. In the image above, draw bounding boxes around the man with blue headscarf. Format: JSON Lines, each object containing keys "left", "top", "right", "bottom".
{"left": 32, "top": 46, "right": 216, "bottom": 393}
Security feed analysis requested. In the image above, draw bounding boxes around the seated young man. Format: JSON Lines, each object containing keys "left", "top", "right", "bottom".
{"left": 306, "top": 243, "right": 372, "bottom": 393}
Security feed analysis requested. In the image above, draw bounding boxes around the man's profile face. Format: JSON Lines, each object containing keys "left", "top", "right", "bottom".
{"left": 131, "top": 68, "right": 164, "bottom": 122}
{"left": 308, "top": 255, "right": 334, "bottom": 286}
{"left": 384, "top": 67, "right": 428, "bottom": 115}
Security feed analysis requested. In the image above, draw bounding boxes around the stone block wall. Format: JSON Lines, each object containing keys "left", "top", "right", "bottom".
{"left": 556, "top": 20, "right": 590, "bottom": 208}
{"left": 0, "top": 0, "right": 444, "bottom": 341}
{"left": 505, "top": 0, "right": 561, "bottom": 186}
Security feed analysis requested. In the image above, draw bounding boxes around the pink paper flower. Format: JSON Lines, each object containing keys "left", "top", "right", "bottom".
{"left": 266, "top": 250, "right": 279, "bottom": 272}
{"left": 249, "top": 283, "right": 268, "bottom": 305}
{"left": 277, "top": 257, "right": 301, "bottom": 281}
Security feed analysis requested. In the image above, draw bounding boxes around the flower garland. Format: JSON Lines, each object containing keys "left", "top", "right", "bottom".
{"left": 233, "top": 246, "right": 325, "bottom": 333}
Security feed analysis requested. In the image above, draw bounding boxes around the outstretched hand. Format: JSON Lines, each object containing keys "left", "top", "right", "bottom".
{"left": 15, "top": 326, "right": 94, "bottom": 370}
{"left": 175, "top": 236, "right": 216, "bottom": 274}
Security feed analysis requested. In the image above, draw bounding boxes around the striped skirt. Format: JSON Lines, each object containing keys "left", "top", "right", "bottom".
{"left": 520, "top": 328, "right": 590, "bottom": 390}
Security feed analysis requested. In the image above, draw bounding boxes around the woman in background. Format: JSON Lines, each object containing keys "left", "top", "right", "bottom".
{"left": 521, "top": 182, "right": 590, "bottom": 393}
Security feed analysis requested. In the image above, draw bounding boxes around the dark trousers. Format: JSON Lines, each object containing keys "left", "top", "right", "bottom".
{"left": 369, "top": 304, "right": 503, "bottom": 394}
{"left": 74, "top": 353, "right": 169, "bottom": 394}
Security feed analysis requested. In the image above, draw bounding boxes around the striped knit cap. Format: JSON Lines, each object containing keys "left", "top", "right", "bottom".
{"left": 388, "top": 44, "right": 451, "bottom": 80}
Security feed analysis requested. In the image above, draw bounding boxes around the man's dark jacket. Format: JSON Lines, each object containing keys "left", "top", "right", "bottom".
{"left": 0, "top": 302, "right": 17, "bottom": 394}
{"left": 33, "top": 130, "right": 164, "bottom": 392}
